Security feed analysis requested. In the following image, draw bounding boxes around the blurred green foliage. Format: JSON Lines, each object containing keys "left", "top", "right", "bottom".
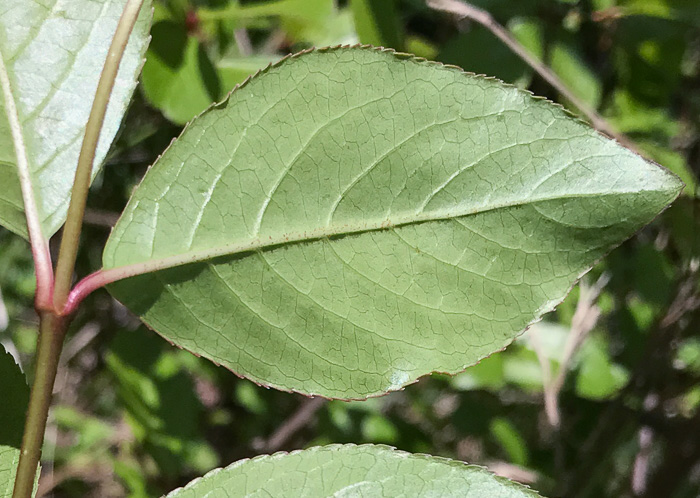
{"left": 0, "top": 0, "right": 698, "bottom": 496}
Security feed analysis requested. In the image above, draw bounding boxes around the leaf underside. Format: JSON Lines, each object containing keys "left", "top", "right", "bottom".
{"left": 0, "top": 0, "right": 151, "bottom": 238}
{"left": 104, "top": 46, "right": 682, "bottom": 400}
{"left": 166, "top": 444, "right": 540, "bottom": 497}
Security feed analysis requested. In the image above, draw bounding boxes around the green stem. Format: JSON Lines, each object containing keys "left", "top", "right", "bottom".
{"left": 53, "top": 0, "right": 145, "bottom": 311}
{"left": 426, "top": 0, "right": 638, "bottom": 152}
{"left": 12, "top": 312, "right": 69, "bottom": 498}
{"left": 12, "top": 2, "right": 146, "bottom": 495}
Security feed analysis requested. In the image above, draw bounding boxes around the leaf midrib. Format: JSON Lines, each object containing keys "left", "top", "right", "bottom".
{"left": 0, "top": 46, "right": 40, "bottom": 238}
{"left": 104, "top": 187, "right": 667, "bottom": 278}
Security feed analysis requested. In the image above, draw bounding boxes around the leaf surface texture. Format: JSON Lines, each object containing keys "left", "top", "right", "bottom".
{"left": 0, "top": 0, "right": 151, "bottom": 237}
{"left": 166, "top": 444, "right": 540, "bottom": 497}
{"left": 104, "top": 47, "right": 682, "bottom": 399}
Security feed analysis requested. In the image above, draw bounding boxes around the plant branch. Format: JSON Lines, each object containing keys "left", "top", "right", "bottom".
{"left": 532, "top": 273, "right": 609, "bottom": 428}
{"left": 52, "top": 0, "right": 145, "bottom": 311}
{"left": 12, "top": 312, "right": 69, "bottom": 498}
{"left": 0, "top": 57, "right": 54, "bottom": 310}
{"left": 425, "top": 0, "right": 638, "bottom": 152}
{"left": 548, "top": 273, "right": 609, "bottom": 422}
{"left": 264, "top": 397, "right": 326, "bottom": 452}
{"left": 528, "top": 329, "right": 556, "bottom": 425}
{"left": 632, "top": 397, "right": 656, "bottom": 496}
{"left": 564, "top": 269, "right": 698, "bottom": 497}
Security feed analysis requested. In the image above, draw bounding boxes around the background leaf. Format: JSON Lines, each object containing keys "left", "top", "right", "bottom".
{"left": 612, "top": 0, "right": 700, "bottom": 28}
{"left": 166, "top": 444, "right": 540, "bottom": 497}
{"left": 105, "top": 328, "right": 217, "bottom": 478}
{"left": 0, "top": 345, "right": 35, "bottom": 497}
{"left": 0, "top": 0, "right": 152, "bottom": 238}
{"left": 141, "top": 20, "right": 221, "bottom": 125}
{"left": 103, "top": 47, "right": 681, "bottom": 400}
{"left": 200, "top": 0, "right": 333, "bottom": 31}
{"left": 350, "top": 0, "right": 404, "bottom": 50}
{"left": 438, "top": 24, "right": 531, "bottom": 85}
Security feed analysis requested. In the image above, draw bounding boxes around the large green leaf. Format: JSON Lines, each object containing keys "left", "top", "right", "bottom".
{"left": 166, "top": 444, "right": 539, "bottom": 497}
{"left": 103, "top": 47, "right": 682, "bottom": 399}
{"left": 0, "top": 0, "right": 152, "bottom": 238}
{"left": 0, "top": 346, "right": 35, "bottom": 497}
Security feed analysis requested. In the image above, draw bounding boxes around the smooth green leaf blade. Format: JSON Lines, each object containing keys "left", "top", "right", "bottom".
{"left": 166, "top": 444, "right": 540, "bottom": 497}
{"left": 103, "top": 47, "right": 682, "bottom": 399}
{"left": 0, "top": 0, "right": 152, "bottom": 238}
{"left": 0, "top": 346, "right": 35, "bottom": 497}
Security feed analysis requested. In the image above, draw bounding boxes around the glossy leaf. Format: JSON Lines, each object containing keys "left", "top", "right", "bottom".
{"left": 0, "top": 0, "right": 152, "bottom": 238}
{"left": 0, "top": 346, "right": 35, "bottom": 497}
{"left": 166, "top": 444, "right": 539, "bottom": 497}
{"left": 103, "top": 47, "right": 682, "bottom": 399}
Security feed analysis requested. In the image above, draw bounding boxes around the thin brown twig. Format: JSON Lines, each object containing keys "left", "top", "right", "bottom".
{"left": 261, "top": 29, "right": 287, "bottom": 54}
{"left": 425, "top": 0, "right": 638, "bottom": 152}
{"left": 528, "top": 331, "right": 556, "bottom": 425}
{"left": 82, "top": 209, "right": 120, "bottom": 228}
{"left": 264, "top": 397, "right": 326, "bottom": 452}
{"left": 487, "top": 461, "right": 539, "bottom": 485}
{"left": 0, "top": 285, "right": 8, "bottom": 332}
{"left": 659, "top": 277, "right": 700, "bottom": 328}
{"left": 532, "top": 273, "right": 609, "bottom": 428}
{"left": 552, "top": 274, "right": 610, "bottom": 389}
{"left": 36, "top": 462, "right": 115, "bottom": 497}
{"left": 631, "top": 395, "right": 658, "bottom": 496}
{"left": 234, "top": 29, "right": 253, "bottom": 56}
